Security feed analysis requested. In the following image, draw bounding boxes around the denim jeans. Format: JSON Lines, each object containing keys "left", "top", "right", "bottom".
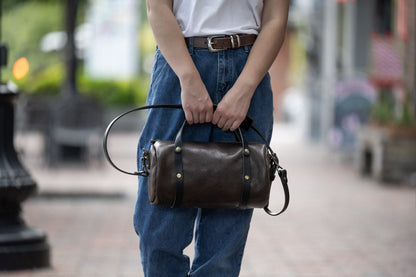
{"left": 134, "top": 38, "right": 274, "bottom": 277}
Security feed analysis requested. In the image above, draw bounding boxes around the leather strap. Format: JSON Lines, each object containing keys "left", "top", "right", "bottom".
{"left": 173, "top": 121, "right": 186, "bottom": 207}
{"left": 103, "top": 104, "right": 290, "bottom": 216}
{"left": 264, "top": 168, "right": 289, "bottom": 216}
{"left": 239, "top": 129, "right": 251, "bottom": 208}
{"left": 185, "top": 34, "right": 257, "bottom": 51}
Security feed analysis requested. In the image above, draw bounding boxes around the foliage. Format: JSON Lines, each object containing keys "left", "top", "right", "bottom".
{"left": 370, "top": 90, "right": 393, "bottom": 124}
{"left": 2, "top": 1, "right": 63, "bottom": 81}
{"left": 370, "top": 89, "right": 416, "bottom": 127}
{"left": 78, "top": 71, "right": 149, "bottom": 106}
{"left": 26, "top": 62, "right": 64, "bottom": 95}
{"left": 397, "top": 94, "right": 416, "bottom": 127}
{"left": 2, "top": 0, "right": 87, "bottom": 12}
{"left": 2, "top": 0, "right": 149, "bottom": 106}
{"left": 16, "top": 62, "right": 149, "bottom": 106}
{"left": 17, "top": 61, "right": 149, "bottom": 106}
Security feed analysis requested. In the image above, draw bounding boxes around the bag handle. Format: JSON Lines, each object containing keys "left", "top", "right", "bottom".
{"left": 102, "top": 104, "right": 289, "bottom": 216}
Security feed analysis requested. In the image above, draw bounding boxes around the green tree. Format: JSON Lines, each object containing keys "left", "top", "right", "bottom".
{"left": 1, "top": 0, "right": 148, "bottom": 106}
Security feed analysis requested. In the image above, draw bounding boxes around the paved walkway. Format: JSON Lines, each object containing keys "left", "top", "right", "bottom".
{"left": 2, "top": 124, "right": 416, "bottom": 277}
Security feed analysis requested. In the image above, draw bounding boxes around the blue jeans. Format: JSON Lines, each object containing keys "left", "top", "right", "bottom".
{"left": 134, "top": 39, "right": 274, "bottom": 277}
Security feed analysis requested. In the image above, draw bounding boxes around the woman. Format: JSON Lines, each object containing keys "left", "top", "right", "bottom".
{"left": 134, "top": 0, "right": 290, "bottom": 276}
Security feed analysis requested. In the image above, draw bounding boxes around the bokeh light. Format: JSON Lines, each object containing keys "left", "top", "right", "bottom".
{"left": 13, "top": 57, "right": 29, "bottom": 80}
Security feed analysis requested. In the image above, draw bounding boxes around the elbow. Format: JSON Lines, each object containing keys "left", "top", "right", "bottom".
{"left": 146, "top": 0, "right": 159, "bottom": 22}
{"left": 146, "top": 0, "right": 154, "bottom": 20}
{"left": 146, "top": 0, "right": 171, "bottom": 22}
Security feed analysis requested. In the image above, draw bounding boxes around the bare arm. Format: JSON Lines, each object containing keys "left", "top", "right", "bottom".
{"left": 146, "top": 0, "right": 213, "bottom": 124}
{"left": 212, "top": 0, "right": 290, "bottom": 131}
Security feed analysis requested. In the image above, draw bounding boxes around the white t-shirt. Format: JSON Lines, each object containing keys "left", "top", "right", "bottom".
{"left": 173, "top": 0, "right": 263, "bottom": 37}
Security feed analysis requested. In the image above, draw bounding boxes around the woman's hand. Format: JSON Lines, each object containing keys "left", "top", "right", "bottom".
{"left": 212, "top": 84, "right": 254, "bottom": 131}
{"left": 180, "top": 74, "right": 213, "bottom": 124}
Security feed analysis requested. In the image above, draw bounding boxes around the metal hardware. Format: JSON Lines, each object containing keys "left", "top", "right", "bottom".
{"left": 230, "top": 35, "right": 235, "bottom": 49}
{"left": 268, "top": 152, "right": 279, "bottom": 181}
{"left": 175, "top": 146, "right": 181, "bottom": 152}
{"left": 230, "top": 35, "right": 241, "bottom": 49}
{"left": 244, "top": 175, "right": 250, "bottom": 180}
{"left": 207, "top": 35, "right": 226, "bottom": 52}
{"left": 278, "top": 168, "right": 287, "bottom": 182}
{"left": 236, "top": 34, "right": 241, "bottom": 48}
{"left": 176, "top": 173, "right": 182, "bottom": 179}
{"left": 138, "top": 149, "right": 150, "bottom": 177}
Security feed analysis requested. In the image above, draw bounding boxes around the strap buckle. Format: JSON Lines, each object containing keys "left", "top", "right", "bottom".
{"left": 138, "top": 149, "right": 150, "bottom": 177}
{"left": 207, "top": 35, "right": 226, "bottom": 52}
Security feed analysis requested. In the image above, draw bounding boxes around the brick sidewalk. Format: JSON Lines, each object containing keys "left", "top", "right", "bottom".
{"left": 2, "top": 126, "right": 416, "bottom": 276}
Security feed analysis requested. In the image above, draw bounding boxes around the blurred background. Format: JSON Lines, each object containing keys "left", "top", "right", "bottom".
{"left": 0, "top": 0, "right": 415, "bottom": 276}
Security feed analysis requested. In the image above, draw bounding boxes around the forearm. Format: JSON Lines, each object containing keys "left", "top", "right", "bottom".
{"left": 146, "top": 0, "right": 199, "bottom": 82}
{"left": 146, "top": 0, "right": 213, "bottom": 124}
{"left": 212, "top": 0, "right": 290, "bottom": 131}
{"left": 234, "top": 0, "right": 290, "bottom": 96}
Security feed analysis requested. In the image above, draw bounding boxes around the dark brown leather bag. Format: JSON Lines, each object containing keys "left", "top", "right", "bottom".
{"left": 103, "top": 104, "right": 289, "bottom": 216}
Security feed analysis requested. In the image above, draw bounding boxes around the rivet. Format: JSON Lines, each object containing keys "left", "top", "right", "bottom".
{"left": 244, "top": 175, "right": 250, "bottom": 180}
{"left": 244, "top": 148, "right": 249, "bottom": 154}
{"left": 175, "top": 146, "right": 181, "bottom": 152}
{"left": 176, "top": 173, "right": 182, "bottom": 179}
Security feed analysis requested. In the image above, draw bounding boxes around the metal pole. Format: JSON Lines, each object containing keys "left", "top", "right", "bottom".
{"left": 0, "top": 0, "right": 50, "bottom": 270}
{"left": 0, "top": 86, "right": 50, "bottom": 270}
{"left": 321, "top": 0, "right": 338, "bottom": 143}
{"left": 413, "top": 1, "right": 416, "bottom": 116}
{"left": 342, "top": 0, "right": 355, "bottom": 79}
{"left": 63, "top": 0, "right": 79, "bottom": 97}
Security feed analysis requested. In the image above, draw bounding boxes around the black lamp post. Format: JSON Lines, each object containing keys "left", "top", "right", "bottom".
{"left": 0, "top": 2, "right": 50, "bottom": 270}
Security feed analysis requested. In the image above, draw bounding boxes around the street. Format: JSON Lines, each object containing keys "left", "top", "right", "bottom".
{"left": 2, "top": 123, "right": 416, "bottom": 277}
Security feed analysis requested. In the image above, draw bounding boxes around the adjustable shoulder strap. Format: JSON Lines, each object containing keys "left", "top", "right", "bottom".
{"left": 249, "top": 124, "right": 290, "bottom": 216}
{"left": 264, "top": 168, "right": 289, "bottom": 216}
{"left": 103, "top": 104, "right": 183, "bottom": 175}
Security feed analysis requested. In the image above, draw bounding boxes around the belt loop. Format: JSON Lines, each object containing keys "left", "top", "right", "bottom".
{"left": 187, "top": 37, "right": 194, "bottom": 54}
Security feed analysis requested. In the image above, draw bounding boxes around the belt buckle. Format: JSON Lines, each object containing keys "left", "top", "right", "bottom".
{"left": 207, "top": 35, "right": 226, "bottom": 52}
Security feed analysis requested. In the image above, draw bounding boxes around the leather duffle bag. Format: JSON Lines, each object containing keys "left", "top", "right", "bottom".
{"left": 103, "top": 104, "right": 289, "bottom": 216}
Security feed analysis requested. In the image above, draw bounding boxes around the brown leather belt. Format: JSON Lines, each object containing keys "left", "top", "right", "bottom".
{"left": 185, "top": 34, "right": 257, "bottom": 52}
